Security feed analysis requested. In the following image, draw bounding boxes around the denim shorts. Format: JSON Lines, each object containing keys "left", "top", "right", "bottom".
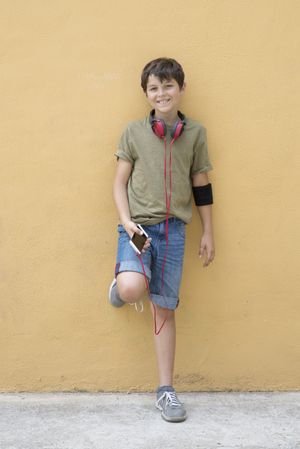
{"left": 115, "top": 217, "right": 186, "bottom": 310}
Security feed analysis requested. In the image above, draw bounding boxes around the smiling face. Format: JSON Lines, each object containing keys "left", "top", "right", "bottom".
{"left": 145, "top": 75, "right": 185, "bottom": 123}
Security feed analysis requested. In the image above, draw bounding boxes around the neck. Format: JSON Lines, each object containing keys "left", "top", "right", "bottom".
{"left": 154, "top": 110, "right": 179, "bottom": 126}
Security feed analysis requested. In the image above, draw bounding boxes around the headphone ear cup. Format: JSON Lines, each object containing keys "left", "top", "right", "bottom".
{"left": 171, "top": 120, "right": 184, "bottom": 140}
{"left": 152, "top": 120, "right": 167, "bottom": 139}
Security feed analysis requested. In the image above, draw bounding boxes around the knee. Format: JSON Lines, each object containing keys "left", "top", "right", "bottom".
{"left": 117, "top": 280, "right": 144, "bottom": 303}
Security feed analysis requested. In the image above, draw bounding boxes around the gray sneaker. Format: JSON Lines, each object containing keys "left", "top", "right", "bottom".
{"left": 156, "top": 389, "right": 187, "bottom": 422}
{"left": 108, "top": 279, "right": 125, "bottom": 308}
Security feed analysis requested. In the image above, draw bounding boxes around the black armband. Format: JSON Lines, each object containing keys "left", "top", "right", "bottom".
{"left": 192, "top": 183, "right": 213, "bottom": 206}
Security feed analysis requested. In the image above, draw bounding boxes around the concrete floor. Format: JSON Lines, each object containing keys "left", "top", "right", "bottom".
{"left": 0, "top": 392, "right": 299, "bottom": 449}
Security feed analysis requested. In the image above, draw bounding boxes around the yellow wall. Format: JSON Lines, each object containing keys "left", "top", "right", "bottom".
{"left": 1, "top": 0, "right": 300, "bottom": 391}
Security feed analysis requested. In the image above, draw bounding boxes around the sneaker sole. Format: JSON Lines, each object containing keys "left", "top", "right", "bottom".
{"left": 156, "top": 404, "right": 187, "bottom": 423}
{"left": 108, "top": 279, "right": 125, "bottom": 308}
{"left": 161, "top": 410, "right": 187, "bottom": 423}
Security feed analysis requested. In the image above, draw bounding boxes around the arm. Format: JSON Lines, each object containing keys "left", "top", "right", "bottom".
{"left": 192, "top": 171, "right": 215, "bottom": 267}
{"left": 113, "top": 158, "right": 151, "bottom": 249}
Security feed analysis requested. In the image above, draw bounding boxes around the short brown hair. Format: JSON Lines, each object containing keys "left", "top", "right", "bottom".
{"left": 141, "top": 57, "right": 185, "bottom": 92}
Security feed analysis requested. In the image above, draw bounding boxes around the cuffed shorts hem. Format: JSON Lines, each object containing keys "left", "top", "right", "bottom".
{"left": 115, "top": 260, "right": 151, "bottom": 280}
{"left": 150, "top": 293, "right": 179, "bottom": 310}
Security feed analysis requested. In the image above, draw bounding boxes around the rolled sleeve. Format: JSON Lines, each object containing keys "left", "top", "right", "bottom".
{"left": 114, "top": 125, "right": 135, "bottom": 165}
{"left": 191, "top": 126, "right": 213, "bottom": 176}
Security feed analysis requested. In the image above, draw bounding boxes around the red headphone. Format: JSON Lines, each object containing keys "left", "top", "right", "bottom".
{"left": 149, "top": 109, "right": 186, "bottom": 140}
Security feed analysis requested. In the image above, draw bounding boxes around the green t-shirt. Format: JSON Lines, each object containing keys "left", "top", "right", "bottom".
{"left": 115, "top": 114, "right": 213, "bottom": 225}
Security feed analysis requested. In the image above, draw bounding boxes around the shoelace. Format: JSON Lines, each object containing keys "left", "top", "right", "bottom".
{"left": 129, "top": 301, "right": 144, "bottom": 313}
{"left": 157, "top": 391, "right": 182, "bottom": 408}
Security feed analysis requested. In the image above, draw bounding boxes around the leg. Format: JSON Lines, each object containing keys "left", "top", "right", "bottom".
{"left": 109, "top": 223, "right": 152, "bottom": 307}
{"left": 149, "top": 219, "right": 187, "bottom": 422}
{"left": 151, "top": 305, "right": 176, "bottom": 386}
{"left": 153, "top": 304, "right": 187, "bottom": 422}
{"left": 149, "top": 219, "right": 185, "bottom": 385}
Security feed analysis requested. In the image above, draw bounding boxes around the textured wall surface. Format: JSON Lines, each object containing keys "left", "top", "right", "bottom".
{"left": 0, "top": 0, "right": 299, "bottom": 391}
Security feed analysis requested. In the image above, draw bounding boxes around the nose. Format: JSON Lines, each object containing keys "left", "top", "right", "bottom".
{"left": 157, "top": 86, "right": 165, "bottom": 97}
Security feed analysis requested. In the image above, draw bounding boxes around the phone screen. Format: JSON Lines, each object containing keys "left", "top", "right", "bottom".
{"left": 131, "top": 232, "right": 147, "bottom": 252}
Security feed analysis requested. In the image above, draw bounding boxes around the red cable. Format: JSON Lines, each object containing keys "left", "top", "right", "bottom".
{"left": 137, "top": 137, "right": 175, "bottom": 335}
{"left": 160, "top": 137, "right": 175, "bottom": 294}
{"left": 137, "top": 254, "right": 167, "bottom": 335}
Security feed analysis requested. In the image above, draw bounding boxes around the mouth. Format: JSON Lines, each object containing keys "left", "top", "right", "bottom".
{"left": 157, "top": 99, "right": 171, "bottom": 105}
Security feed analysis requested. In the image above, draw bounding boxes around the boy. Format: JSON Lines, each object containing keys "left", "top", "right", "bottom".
{"left": 108, "top": 58, "right": 215, "bottom": 422}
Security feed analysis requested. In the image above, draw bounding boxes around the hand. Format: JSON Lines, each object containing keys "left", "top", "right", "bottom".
{"left": 123, "top": 220, "right": 152, "bottom": 252}
{"left": 199, "top": 232, "right": 215, "bottom": 267}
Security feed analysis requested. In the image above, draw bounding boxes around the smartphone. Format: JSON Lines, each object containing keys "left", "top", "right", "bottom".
{"left": 129, "top": 224, "right": 149, "bottom": 255}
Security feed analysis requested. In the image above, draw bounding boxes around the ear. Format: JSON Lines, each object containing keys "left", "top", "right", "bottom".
{"left": 181, "top": 81, "right": 186, "bottom": 93}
